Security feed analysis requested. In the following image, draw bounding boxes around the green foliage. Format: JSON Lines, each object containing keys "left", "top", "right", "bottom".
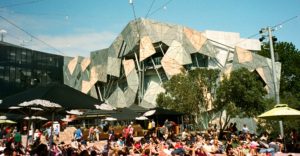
{"left": 259, "top": 42, "right": 300, "bottom": 108}
{"left": 215, "top": 68, "right": 268, "bottom": 130}
{"left": 156, "top": 68, "right": 219, "bottom": 117}
{"left": 258, "top": 41, "right": 300, "bottom": 136}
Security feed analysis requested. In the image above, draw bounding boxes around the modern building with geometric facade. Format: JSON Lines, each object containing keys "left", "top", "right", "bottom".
{"left": 0, "top": 41, "right": 64, "bottom": 99}
{"left": 63, "top": 18, "right": 281, "bottom": 109}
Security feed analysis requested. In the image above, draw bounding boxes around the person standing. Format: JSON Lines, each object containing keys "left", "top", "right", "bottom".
{"left": 88, "top": 126, "right": 95, "bottom": 142}
{"left": 54, "top": 125, "right": 60, "bottom": 141}
{"left": 108, "top": 126, "right": 115, "bottom": 141}
{"left": 242, "top": 124, "right": 249, "bottom": 134}
{"left": 94, "top": 126, "right": 100, "bottom": 142}
{"left": 74, "top": 126, "right": 83, "bottom": 142}
{"left": 151, "top": 120, "right": 156, "bottom": 130}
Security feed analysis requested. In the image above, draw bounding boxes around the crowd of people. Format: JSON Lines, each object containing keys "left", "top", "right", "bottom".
{"left": 0, "top": 120, "right": 299, "bottom": 156}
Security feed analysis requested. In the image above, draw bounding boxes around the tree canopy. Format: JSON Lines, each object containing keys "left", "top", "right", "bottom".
{"left": 258, "top": 42, "right": 300, "bottom": 109}
{"left": 156, "top": 68, "right": 219, "bottom": 118}
{"left": 215, "top": 68, "right": 269, "bottom": 130}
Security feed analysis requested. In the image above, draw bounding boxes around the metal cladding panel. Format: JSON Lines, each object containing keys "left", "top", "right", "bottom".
{"left": 140, "top": 81, "right": 165, "bottom": 108}
{"left": 161, "top": 25, "right": 183, "bottom": 46}
{"left": 183, "top": 27, "right": 207, "bottom": 51}
{"left": 124, "top": 88, "right": 136, "bottom": 106}
{"left": 235, "top": 47, "right": 253, "bottom": 63}
{"left": 109, "top": 35, "right": 124, "bottom": 58}
{"left": 151, "top": 21, "right": 173, "bottom": 42}
{"left": 91, "top": 65, "right": 107, "bottom": 82}
{"left": 166, "top": 40, "right": 192, "bottom": 65}
{"left": 126, "top": 69, "right": 139, "bottom": 92}
{"left": 139, "top": 36, "right": 156, "bottom": 62}
{"left": 107, "top": 87, "right": 127, "bottom": 108}
{"left": 91, "top": 49, "right": 108, "bottom": 66}
{"left": 141, "top": 20, "right": 160, "bottom": 43}
{"left": 81, "top": 69, "right": 90, "bottom": 81}
{"left": 80, "top": 58, "right": 90, "bottom": 71}
{"left": 91, "top": 49, "right": 108, "bottom": 82}
{"left": 107, "top": 57, "right": 121, "bottom": 77}
{"left": 121, "top": 22, "right": 140, "bottom": 56}
{"left": 198, "top": 41, "right": 217, "bottom": 58}
{"left": 123, "top": 59, "right": 139, "bottom": 103}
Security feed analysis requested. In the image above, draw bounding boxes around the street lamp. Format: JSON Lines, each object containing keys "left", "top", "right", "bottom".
{"left": 0, "top": 29, "right": 7, "bottom": 42}
{"left": 259, "top": 27, "right": 284, "bottom": 141}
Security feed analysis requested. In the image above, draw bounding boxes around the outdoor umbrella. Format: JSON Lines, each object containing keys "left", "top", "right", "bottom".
{"left": 135, "top": 116, "right": 148, "bottom": 120}
{"left": 258, "top": 104, "right": 300, "bottom": 120}
{"left": 0, "top": 83, "right": 101, "bottom": 150}
{"left": 0, "top": 83, "right": 100, "bottom": 111}
{"left": 0, "top": 119, "right": 16, "bottom": 124}
{"left": 258, "top": 104, "right": 300, "bottom": 152}
{"left": 104, "top": 117, "right": 117, "bottom": 121}
{"left": 95, "top": 103, "right": 116, "bottom": 111}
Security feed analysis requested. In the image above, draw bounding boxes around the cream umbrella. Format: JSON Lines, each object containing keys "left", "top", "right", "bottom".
{"left": 0, "top": 119, "right": 16, "bottom": 124}
{"left": 258, "top": 104, "right": 300, "bottom": 120}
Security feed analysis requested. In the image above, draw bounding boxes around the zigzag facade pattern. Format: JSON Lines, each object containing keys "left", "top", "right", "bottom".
{"left": 63, "top": 18, "right": 281, "bottom": 109}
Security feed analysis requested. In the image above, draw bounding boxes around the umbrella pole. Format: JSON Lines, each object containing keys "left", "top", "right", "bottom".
{"left": 49, "top": 112, "right": 54, "bottom": 155}
{"left": 25, "top": 118, "right": 31, "bottom": 154}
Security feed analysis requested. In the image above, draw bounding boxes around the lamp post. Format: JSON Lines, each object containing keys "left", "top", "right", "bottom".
{"left": 0, "top": 29, "right": 7, "bottom": 42}
{"left": 259, "top": 27, "right": 284, "bottom": 140}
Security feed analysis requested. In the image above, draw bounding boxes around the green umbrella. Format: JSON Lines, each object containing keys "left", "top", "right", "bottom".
{"left": 0, "top": 119, "right": 16, "bottom": 124}
{"left": 258, "top": 104, "right": 300, "bottom": 120}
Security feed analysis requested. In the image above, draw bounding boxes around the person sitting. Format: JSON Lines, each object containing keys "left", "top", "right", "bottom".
{"left": 258, "top": 138, "right": 275, "bottom": 156}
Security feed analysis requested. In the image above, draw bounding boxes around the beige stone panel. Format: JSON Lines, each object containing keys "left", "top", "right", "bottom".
{"left": 256, "top": 67, "right": 267, "bottom": 84}
{"left": 67, "top": 57, "right": 78, "bottom": 75}
{"left": 161, "top": 56, "right": 183, "bottom": 78}
{"left": 139, "top": 36, "right": 156, "bottom": 62}
{"left": 165, "top": 40, "right": 192, "bottom": 65}
{"left": 123, "top": 59, "right": 135, "bottom": 77}
{"left": 236, "top": 47, "right": 253, "bottom": 63}
{"left": 80, "top": 58, "right": 90, "bottom": 71}
{"left": 81, "top": 78, "right": 97, "bottom": 94}
{"left": 90, "top": 66, "right": 98, "bottom": 80}
{"left": 183, "top": 27, "right": 207, "bottom": 51}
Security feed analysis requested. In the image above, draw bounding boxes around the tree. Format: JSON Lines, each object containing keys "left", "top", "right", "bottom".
{"left": 258, "top": 42, "right": 300, "bottom": 137}
{"left": 156, "top": 68, "right": 219, "bottom": 122}
{"left": 215, "top": 68, "right": 268, "bottom": 132}
{"left": 258, "top": 42, "right": 300, "bottom": 108}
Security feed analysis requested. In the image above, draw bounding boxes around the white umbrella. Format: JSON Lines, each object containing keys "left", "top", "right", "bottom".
{"left": 66, "top": 110, "right": 84, "bottom": 115}
{"left": 0, "top": 116, "right": 7, "bottom": 120}
{"left": 61, "top": 117, "right": 72, "bottom": 122}
{"left": 94, "top": 103, "right": 116, "bottom": 110}
{"left": 143, "top": 110, "right": 156, "bottom": 117}
{"left": 19, "top": 99, "right": 62, "bottom": 108}
{"left": 0, "top": 119, "right": 16, "bottom": 124}
{"left": 104, "top": 117, "right": 117, "bottom": 121}
{"left": 135, "top": 116, "right": 148, "bottom": 120}
{"left": 24, "top": 116, "right": 48, "bottom": 120}
{"left": 9, "top": 106, "right": 21, "bottom": 109}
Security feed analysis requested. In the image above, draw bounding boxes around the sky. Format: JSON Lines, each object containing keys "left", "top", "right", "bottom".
{"left": 0, "top": 0, "right": 299, "bottom": 57}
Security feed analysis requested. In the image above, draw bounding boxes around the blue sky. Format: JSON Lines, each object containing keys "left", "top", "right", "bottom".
{"left": 0, "top": 0, "right": 299, "bottom": 57}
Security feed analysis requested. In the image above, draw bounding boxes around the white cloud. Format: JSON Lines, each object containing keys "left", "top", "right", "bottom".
{"left": 0, "top": 8, "right": 117, "bottom": 57}
{"left": 31, "top": 31, "right": 117, "bottom": 57}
